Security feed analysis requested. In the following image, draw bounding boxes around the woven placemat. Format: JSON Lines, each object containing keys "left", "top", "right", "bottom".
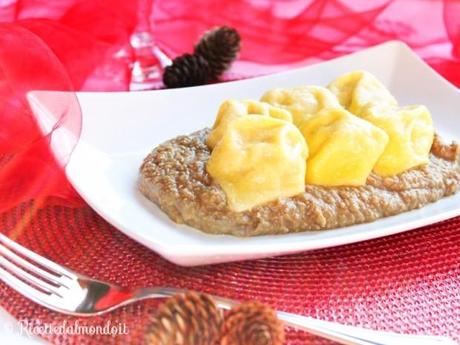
{"left": 0, "top": 203, "right": 459, "bottom": 344}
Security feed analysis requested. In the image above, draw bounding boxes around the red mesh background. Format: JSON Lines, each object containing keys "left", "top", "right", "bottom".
{"left": 0, "top": 206, "right": 459, "bottom": 344}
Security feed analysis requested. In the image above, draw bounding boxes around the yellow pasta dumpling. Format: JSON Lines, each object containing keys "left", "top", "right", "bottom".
{"left": 299, "top": 108, "right": 389, "bottom": 186}
{"left": 362, "top": 104, "right": 434, "bottom": 176}
{"left": 328, "top": 70, "right": 397, "bottom": 116}
{"left": 207, "top": 116, "right": 308, "bottom": 212}
{"left": 206, "top": 99, "right": 292, "bottom": 149}
{"left": 261, "top": 86, "right": 342, "bottom": 127}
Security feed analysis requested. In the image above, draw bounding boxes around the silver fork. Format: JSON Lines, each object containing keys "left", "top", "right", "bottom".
{"left": 0, "top": 233, "right": 456, "bottom": 345}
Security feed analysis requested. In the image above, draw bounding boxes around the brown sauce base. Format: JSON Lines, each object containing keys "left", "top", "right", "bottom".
{"left": 139, "top": 129, "right": 460, "bottom": 236}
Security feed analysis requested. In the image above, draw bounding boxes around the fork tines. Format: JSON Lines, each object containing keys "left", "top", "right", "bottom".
{"left": 0, "top": 233, "right": 72, "bottom": 300}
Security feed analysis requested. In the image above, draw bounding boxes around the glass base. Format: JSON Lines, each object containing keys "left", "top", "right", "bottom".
{"left": 129, "top": 32, "right": 171, "bottom": 91}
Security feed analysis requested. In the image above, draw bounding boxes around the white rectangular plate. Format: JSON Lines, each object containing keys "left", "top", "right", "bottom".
{"left": 32, "top": 41, "right": 460, "bottom": 266}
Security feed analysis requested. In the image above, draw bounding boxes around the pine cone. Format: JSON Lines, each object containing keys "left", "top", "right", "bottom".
{"left": 146, "top": 292, "right": 223, "bottom": 345}
{"left": 195, "top": 26, "right": 241, "bottom": 79}
{"left": 163, "top": 54, "right": 212, "bottom": 88}
{"left": 219, "top": 301, "right": 285, "bottom": 345}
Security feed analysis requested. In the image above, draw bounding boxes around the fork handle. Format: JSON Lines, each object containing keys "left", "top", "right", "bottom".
{"left": 276, "top": 311, "right": 456, "bottom": 345}
{"left": 136, "top": 288, "right": 456, "bottom": 345}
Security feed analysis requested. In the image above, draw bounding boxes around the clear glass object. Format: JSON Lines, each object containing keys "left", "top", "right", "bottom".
{"left": 129, "top": 0, "right": 171, "bottom": 90}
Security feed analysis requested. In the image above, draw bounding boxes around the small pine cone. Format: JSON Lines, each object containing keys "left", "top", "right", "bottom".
{"left": 163, "top": 54, "right": 212, "bottom": 88}
{"left": 194, "top": 26, "right": 241, "bottom": 79}
{"left": 146, "top": 292, "right": 223, "bottom": 345}
{"left": 219, "top": 301, "right": 285, "bottom": 345}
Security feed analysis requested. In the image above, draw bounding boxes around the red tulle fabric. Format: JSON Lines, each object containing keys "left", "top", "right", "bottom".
{"left": 0, "top": 1, "right": 459, "bottom": 344}
{"left": 0, "top": 24, "right": 81, "bottom": 218}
